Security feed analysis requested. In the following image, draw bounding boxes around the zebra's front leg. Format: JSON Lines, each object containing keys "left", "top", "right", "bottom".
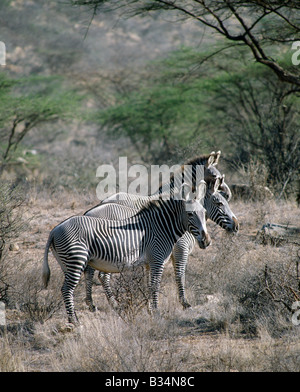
{"left": 149, "top": 262, "right": 165, "bottom": 311}
{"left": 145, "top": 264, "right": 153, "bottom": 314}
{"left": 171, "top": 247, "right": 191, "bottom": 309}
{"left": 84, "top": 265, "right": 96, "bottom": 312}
{"left": 98, "top": 272, "right": 118, "bottom": 309}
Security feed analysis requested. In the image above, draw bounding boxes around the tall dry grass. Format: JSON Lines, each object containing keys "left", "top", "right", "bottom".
{"left": 0, "top": 189, "right": 299, "bottom": 372}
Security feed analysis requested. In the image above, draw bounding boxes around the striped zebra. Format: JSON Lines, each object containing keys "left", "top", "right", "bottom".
{"left": 83, "top": 154, "right": 238, "bottom": 311}
{"left": 43, "top": 182, "right": 210, "bottom": 324}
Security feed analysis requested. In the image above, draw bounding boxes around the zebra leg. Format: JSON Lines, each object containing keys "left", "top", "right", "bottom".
{"left": 145, "top": 264, "right": 153, "bottom": 314}
{"left": 98, "top": 272, "right": 118, "bottom": 309}
{"left": 84, "top": 265, "right": 96, "bottom": 312}
{"left": 61, "top": 258, "right": 87, "bottom": 324}
{"left": 149, "top": 262, "right": 165, "bottom": 311}
{"left": 172, "top": 235, "right": 194, "bottom": 309}
{"left": 61, "top": 275, "right": 80, "bottom": 324}
{"left": 171, "top": 252, "right": 191, "bottom": 309}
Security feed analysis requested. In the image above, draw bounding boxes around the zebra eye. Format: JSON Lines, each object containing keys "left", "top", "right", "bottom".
{"left": 187, "top": 211, "right": 197, "bottom": 218}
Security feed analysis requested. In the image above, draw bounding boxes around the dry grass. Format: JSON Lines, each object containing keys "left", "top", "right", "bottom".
{"left": 0, "top": 188, "right": 300, "bottom": 372}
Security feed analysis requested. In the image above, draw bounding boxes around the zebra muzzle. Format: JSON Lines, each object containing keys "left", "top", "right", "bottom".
{"left": 224, "top": 216, "right": 239, "bottom": 233}
{"left": 232, "top": 217, "right": 239, "bottom": 233}
{"left": 197, "top": 232, "right": 211, "bottom": 249}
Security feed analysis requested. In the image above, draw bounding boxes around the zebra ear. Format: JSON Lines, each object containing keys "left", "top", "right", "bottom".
{"left": 214, "top": 150, "right": 221, "bottom": 166}
{"left": 219, "top": 174, "right": 232, "bottom": 201}
{"left": 180, "top": 182, "right": 193, "bottom": 201}
{"left": 207, "top": 151, "right": 216, "bottom": 166}
{"left": 195, "top": 180, "right": 206, "bottom": 203}
{"left": 207, "top": 150, "right": 221, "bottom": 167}
{"left": 213, "top": 177, "right": 221, "bottom": 193}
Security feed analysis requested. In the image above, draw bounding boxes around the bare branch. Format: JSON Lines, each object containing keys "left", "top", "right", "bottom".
{"left": 72, "top": 0, "right": 300, "bottom": 85}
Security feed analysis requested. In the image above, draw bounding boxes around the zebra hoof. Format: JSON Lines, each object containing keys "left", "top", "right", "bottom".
{"left": 59, "top": 323, "right": 75, "bottom": 333}
{"left": 85, "top": 298, "right": 96, "bottom": 312}
{"left": 152, "top": 309, "right": 161, "bottom": 319}
{"left": 109, "top": 300, "right": 119, "bottom": 310}
{"left": 67, "top": 318, "right": 79, "bottom": 326}
{"left": 182, "top": 301, "right": 192, "bottom": 309}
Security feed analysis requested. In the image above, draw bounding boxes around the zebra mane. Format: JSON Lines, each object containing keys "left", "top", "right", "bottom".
{"left": 133, "top": 196, "right": 183, "bottom": 218}
{"left": 184, "top": 154, "right": 215, "bottom": 167}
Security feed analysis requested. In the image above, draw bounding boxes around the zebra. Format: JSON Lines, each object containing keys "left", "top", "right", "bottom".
{"left": 43, "top": 182, "right": 210, "bottom": 324}
{"left": 83, "top": 152, "right": 235, "bottom": 310}
{"left": 84, "top": 173, "right": 238, "bottom": 311}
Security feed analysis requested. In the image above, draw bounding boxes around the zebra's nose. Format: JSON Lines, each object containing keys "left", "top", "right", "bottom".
{"left": 232, "top": 217, "right": 239, "bottom": 232}
{"left": 198, "top": 232, "right": 211, "bottom": 249}
{"left": 205, "top": 232, "right": 212, "bottom": 247}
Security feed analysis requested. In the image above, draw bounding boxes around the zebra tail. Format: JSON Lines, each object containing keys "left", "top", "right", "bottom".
{"left": 42, "top": 230, "right": 53, "bottom": 289}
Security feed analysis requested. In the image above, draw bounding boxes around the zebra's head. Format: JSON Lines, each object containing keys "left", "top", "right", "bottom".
{"left": 206, "top": 178, "right": 239, "bottom": 233}
{"left": 205, "top": 169, "right": 232, "bottom": 202}
{"left": 182, "top": 181, "right": 211, "bottom": 249}
{"left": 183, "top": 151, "right": 232, "bottom": 201}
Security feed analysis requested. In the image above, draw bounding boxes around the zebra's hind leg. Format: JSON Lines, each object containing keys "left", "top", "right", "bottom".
{"left": 84, "top": 265, "right": 96, "bottom": 312}
{"left": 61, "top": 277, "right": 79, "bottom": 324}
{"left": 61, "top": 260, "right": 86, "bottom": 324}
{"left": 98, "top": 272, "right": 119, "bottom": 309}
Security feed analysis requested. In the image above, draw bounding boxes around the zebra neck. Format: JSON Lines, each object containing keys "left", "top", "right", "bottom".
{"left": 138, "top": 198, "right": 187, "bottom": 239}
{"left": 203, "top": 191, "right": 211, "bottom": 210}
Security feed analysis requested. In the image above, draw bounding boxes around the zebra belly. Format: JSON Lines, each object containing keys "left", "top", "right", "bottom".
{"left": 88, "top": 252, "right": 147, "bottom": 273}
{"left": 88, "top": 259, "right": 121, "bottom": 273}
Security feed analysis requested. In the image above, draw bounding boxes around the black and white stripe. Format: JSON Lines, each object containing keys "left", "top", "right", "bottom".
{"left": 83, "top": 153, "right": 237, "bottom": 310}
{"left": 43, "top": 184, "right": 209, "bottom": 323}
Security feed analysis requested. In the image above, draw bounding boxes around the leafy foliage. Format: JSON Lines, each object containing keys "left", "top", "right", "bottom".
{"left": 98, "top": 45, "right": 299, "bottom": 196}
{"left": 0, "top": 182, "right": 26, "bottom": 302}
{"left": 202, "top": 52, "right": 300, "bottom": 196}
{"left": 0, "top": 73, "right": 83, "bottom": 170}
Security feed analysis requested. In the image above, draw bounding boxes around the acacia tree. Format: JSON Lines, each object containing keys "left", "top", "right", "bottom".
{"left": 0, "top": 74, "right": 81, "bottom": 174}
{"left": 204, "top": 55, "right": 300, "bottom": 196}
{"left": 96, "top": 46, "right": 299, "bottom": 195}
{"left": 71, "top": 0, "right": 300, "bottom": 87}
{"left": 72, "top": 0, "right": 300, "bottom": 198}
